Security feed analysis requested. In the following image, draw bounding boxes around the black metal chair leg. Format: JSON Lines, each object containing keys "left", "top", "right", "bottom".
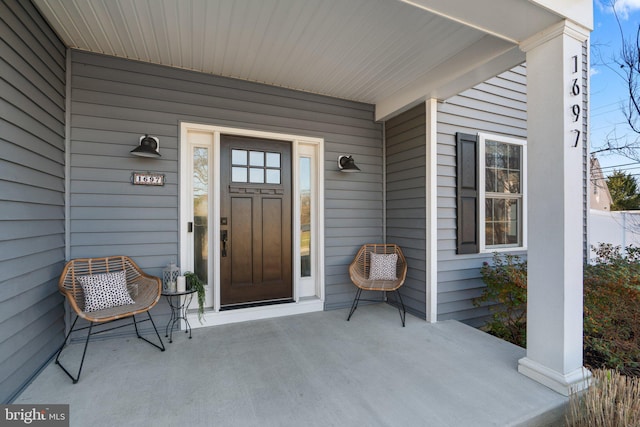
{"left": 394, "top": 290, "right": 406, "bottom": 327}
{"left": 55, "top": 317, "right": 93, "bottom": 384}
{"left": 347, "top": 288, "right": 363, "bottom": 321}
{"left": 55, "top": 315, "right": 79, "bottom": 364}
{"left": 133, "top": 313, "right": 165, "bottom": 351}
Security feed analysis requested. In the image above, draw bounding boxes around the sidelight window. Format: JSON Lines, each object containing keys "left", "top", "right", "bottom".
{"left": 300, "top": 157, "right": 312, "bottom": 277}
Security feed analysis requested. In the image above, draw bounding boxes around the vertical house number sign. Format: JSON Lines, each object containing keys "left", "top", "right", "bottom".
{"left": 570, "top": 55, "right": 582, "bottom": 148}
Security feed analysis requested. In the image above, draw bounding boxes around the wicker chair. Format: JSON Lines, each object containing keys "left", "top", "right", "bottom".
{"left": 346, "top": 244, "right": 408, "bottom": 326}
{"left": 55, "top": 256, "right": 165, "bottom": 383}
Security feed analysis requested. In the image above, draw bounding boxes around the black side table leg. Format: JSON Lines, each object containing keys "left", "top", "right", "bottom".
{"left": 181, "top": 293, "right": 194, "bottom": 339}
{"left": 162, "top": 290, "right": 196, "bottom": 343}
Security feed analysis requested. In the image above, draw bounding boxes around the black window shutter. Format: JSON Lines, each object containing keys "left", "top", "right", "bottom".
{"left": 456, "top": 132, "right": 479, "bottom": 254}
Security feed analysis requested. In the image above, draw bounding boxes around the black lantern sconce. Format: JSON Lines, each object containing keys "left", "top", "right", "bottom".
{"left": 337, "top": 155, "right": 360, "bottom": 172}
{"left": 131, "top": 134, "right": 161, "bottom": 158}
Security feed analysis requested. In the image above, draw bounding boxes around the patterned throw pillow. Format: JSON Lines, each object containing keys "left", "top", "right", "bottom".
{"left": 77, "top": 270, "right": 135, "bottom": 312}
{"left": 368, "top": 252, "right": 398, "bottom": 281}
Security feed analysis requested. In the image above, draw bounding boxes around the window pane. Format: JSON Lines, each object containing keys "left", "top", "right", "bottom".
{"left": 494, "top": 223, "right": 507, "bottom": 245}
{"left": 507, "top": 199, "right": 518, "bottom": 220}
{"left": 486, "top": 169, "right": 496, "bottom": 192}
{"left": 232, "top": 167, "right": 247, "bottom": 182}
{"left": 266, "top": 152, "right": 280, "bottom": 168}
{"left": 232, "top": 149, "right": 247, "bottom": 165}
{"left": 486, "top": 141, "right": 497, "bottom": 167}
{"left": 485, "top": 223, "right": 494, "bottom": 246}
{"left": 266, "top": 169, "right": 280, "bottom": 184}
{"left": 494, "top": 199, "right": 506, "bottom": 220}
{"left": 300, "top": 157, "right": 311, "bottom": 277}
{"left": 250, "top": 151, "right": 264, "bottom": 166}
{"left": 485, "top": 199, "right": 493, "bottom": 221}
{"left": 508, "top": 172, "right": 520, "bottom": 193}
{"left": 495, "top": 142, "right": 508, "bottom": 168}
{"left": 509, "top": 145, "right": 521, "bottom": 170}
{"left": 508, "top": 221, "right": 519, "bottom": 244}
{"left": 509, "top": 172, "right": 520, "bottom": 194}
{"left": 496, "top": 170, "right": 508, "bottom": 193}
{"left": 249, "top": 168, "right": 264, "bottom": 183}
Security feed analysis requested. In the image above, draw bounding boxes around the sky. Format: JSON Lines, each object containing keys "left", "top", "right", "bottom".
{"left": 590, "top": 0, "right": 640, "bottom": 177}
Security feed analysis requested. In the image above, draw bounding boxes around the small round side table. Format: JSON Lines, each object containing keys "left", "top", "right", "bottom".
{"left": 161, "top": 288, "right": 197, "bottom": 343}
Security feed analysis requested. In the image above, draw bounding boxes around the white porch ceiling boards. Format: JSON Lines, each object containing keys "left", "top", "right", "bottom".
{"left": 32, "top": 0, "right": 577, "bottom": 118}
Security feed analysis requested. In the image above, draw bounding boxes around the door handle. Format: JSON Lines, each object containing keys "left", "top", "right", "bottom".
{"left": 188, "top": 222, "right": 193, "bottom": 233}
{"left": 221, "top": 230, "right": 228, "bottom": 257}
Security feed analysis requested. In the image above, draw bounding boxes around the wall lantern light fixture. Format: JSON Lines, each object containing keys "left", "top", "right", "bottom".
{"left": 131, "top": 134, "right": 161, "bottom": 158}
{"left": 337, "top": 155, "right": 360, "bottom": 172}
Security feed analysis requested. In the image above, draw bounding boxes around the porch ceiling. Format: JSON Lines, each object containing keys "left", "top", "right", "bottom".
{"left": 33, "top": 0, "right": 576, "bottom": 119}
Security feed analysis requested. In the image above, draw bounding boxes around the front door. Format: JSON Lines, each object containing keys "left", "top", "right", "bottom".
{"left": 220, "top": 135, "right": 292, "bottom": 307}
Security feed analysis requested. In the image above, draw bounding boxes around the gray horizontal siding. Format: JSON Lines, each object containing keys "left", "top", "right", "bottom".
{"left": 385, "top": 103, "right": 427, "bottom": 319}
{"left": 69, "top": 50, "right": 382, "bottom": 310}
{"left": 437, "top": 65, "right": 527, "bottom": 327}
{"left": 0, "top": 0, "right": 65, "bottom": 403}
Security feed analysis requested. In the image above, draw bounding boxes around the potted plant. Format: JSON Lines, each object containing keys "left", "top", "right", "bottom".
{"left": 183, "top": 272, "right": 205, "bottom": 323}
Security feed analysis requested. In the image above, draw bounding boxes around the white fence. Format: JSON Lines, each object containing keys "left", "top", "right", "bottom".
{"left": 589, "top": 209, "right": 640, "bottom": 259}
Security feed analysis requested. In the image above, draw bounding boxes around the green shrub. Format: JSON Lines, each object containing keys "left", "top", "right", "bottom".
{"left": 566, "top": 369, "right": 640, "bottom": 427}
{"left": 473, "top": 253, "right": 527, "bottom": 348}
{"left": 584, "top": 244, "right": 640, "bottom": 377}
{"left": 475, "top": 246, "right": 640, "bottom": 376}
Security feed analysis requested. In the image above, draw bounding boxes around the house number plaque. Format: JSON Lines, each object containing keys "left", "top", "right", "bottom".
{"left": 132, "top": 172, "right": 165, "bottom": 186}
{"left": 570, "top": 54, "right": 582, "bottom": 148}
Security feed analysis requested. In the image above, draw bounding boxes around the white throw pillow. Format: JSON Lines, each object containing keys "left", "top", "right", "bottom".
{"left": 368, "top": 252, "right": 398, "bottom": 281}
{"left": 77, "top": 270, "right": 135, "bottom": 312}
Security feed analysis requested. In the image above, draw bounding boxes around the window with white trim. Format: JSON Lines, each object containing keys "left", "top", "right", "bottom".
{"left": 479, "top": 133, "right": 527, "bottom": 251}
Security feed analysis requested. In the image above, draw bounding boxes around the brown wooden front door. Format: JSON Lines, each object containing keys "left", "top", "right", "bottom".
{"left": 220, "top": 135, "right": 292, "bottom": 307}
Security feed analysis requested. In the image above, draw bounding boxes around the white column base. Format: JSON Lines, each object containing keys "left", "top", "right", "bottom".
{"left": 518, "top": 357, "right": 592, "bottom": 396}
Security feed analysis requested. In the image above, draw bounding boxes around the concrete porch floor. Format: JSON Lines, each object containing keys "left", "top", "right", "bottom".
{"left": 15, "top": 304, "right": 567, "bottom": 426}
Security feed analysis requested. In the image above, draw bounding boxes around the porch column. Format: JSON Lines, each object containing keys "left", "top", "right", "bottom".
{"left": 518, "top": 20, "right": 591, "bottom": 396}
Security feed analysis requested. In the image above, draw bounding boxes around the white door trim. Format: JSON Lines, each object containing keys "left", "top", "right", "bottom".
{"left": 179, "top": 122, "right": 325, "bottom": 327}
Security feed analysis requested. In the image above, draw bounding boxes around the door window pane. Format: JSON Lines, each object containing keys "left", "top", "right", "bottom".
{"left": 250, "top": 151, "right": 264, "bottom": 166}
{"left": 232, "top": 149, "right": 247, "bottom": 165}
{"left": 232, "top": 167, "right": 247, "bottom": 183}
{"left": 266, "top": 152, "right": 280, "bottom": 168}
{"left": 249, "top": 168, "right": 264, "bottom": 183}
{"left": 266, "top": 169, "right": 280, "bottom": 184}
